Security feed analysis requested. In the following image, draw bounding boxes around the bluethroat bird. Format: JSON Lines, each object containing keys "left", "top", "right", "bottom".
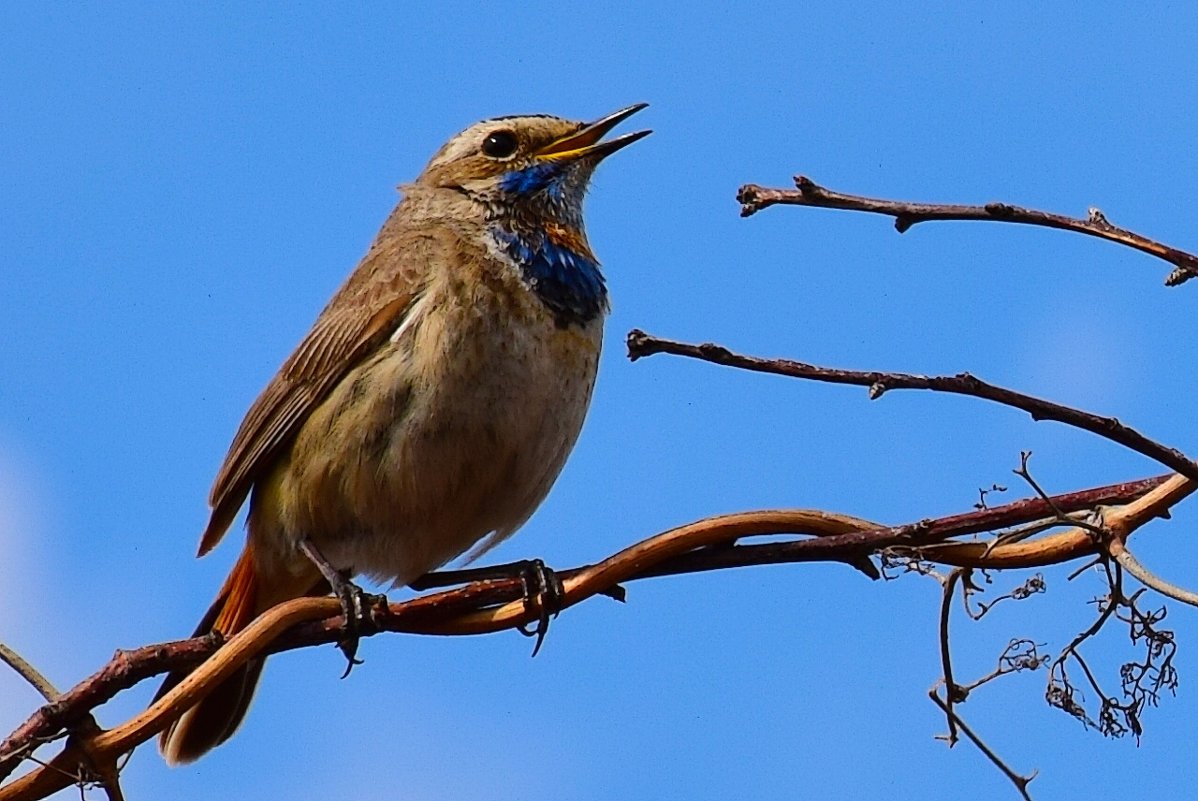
{"left": 155, "top": 104, "right": 650, "bottom": 764}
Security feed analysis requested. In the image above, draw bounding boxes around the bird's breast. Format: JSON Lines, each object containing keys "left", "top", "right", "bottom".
{"left": 274, "top": 254, "right": 604, "bottom": 586}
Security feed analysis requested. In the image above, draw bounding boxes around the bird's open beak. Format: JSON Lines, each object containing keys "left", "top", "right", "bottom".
{"left": 535, "top": 103, "right": 651, "bottom": 162}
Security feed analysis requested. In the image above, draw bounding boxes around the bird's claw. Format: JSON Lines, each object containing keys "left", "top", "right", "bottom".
{"left": 296, "top": 537, "right": 388, "bottom": 678}
{"left": 332, "top": 579, "right": 386, "bottom": 678}
{"left": 407, "top": 557, "right": 563, "bottom": 656}
{"left": 515, "top": 559, "right": 564, "bottom": 657}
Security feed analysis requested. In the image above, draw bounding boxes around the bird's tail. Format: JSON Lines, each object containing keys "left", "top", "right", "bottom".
{"left": 154, "top": 546, "right": 265, "bottom": 765}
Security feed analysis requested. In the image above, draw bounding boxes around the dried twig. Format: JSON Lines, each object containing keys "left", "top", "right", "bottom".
{"left": 963, "top": 575, "right": 1046, "bottom": 621}
{"left": 627, "top": 331, "right": 1198, "bottom": 484}
{"left": 0, "top": 645, "right": 58, "bottom": 704}
{"left": 929, "top": 689, "right": 1038, "bottom": 800}
{"left": 958, "top": 640, "right": 1048, "bottom": 694}
{"left": 736, "top": 176, "right": 1198, "bottom": 286}
{"left": 936, "top": 568, "right": 966, "bottom": 743}
{"left": 1046, "top": 561, "right": 1162, "bottom": 740}
{"left": 1108, "top": 538, "right": 1198, "bottom": 609}
{"left": 627, "top": 323, "right": 1198, "bottom": 792}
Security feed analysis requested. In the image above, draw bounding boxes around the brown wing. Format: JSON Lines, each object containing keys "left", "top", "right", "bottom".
{"left": 198, "top": 219, "right": 430, "bottom": 556}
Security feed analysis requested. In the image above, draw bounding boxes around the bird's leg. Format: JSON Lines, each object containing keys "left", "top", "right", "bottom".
{"left": 296, "top": 537, "right": 386, "bottom": 676}
{"left": 411, "top": 559, "right": 564, "bottom": 656}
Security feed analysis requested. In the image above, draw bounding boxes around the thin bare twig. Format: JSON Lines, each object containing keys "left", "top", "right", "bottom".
{"left": 0, "top": 644, "right": 58, "bottom": 703}
{"left": 929, "top": 689, "right": 1037, "bottom": 800}
{"left": 736, "top": 176, "right": 1198, "bottom": 286}
{"left": 1048, "top": 554, "right": 1178, "bottom": 743}
{"left": 626, "top": 330, "right": 1198, "bottom": 484}
{"left": 963, "top": 575, "right": 1046, "bottom": 621}
{"left": 1114, "top": 592, "right": 1178, "bottom": 722}
{"left": 1046, "top": 562, "right": 1124, "bottom": 732}
{"left": 1108, "top": 539, "right": 1198, "bottom": 609}
{"left": 958, "top": 640, "right": 1048, "bottom": 694}
{"left": 1011, "top": 452, "right": 1108, "bottom": 542}
{"left": 936, "top": 568, "right": 966, "bottom": 744}
{"left": 975, "top": 484, "right": 1008, "bottom": 510}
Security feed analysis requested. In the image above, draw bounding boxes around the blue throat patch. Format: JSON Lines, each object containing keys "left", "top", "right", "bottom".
{"left": 491, "top": 225, "right": 608, "bottom": 327}
{"left": 498, "top": 163, "right": 563, "bottom": 198}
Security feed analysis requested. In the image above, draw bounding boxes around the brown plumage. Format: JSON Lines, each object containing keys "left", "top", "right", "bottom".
{"left": 155, "top": 105, "right": 649, "bottom": 764}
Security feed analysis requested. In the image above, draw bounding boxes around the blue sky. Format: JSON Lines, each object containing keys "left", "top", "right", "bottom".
{"left": 4, "top": 4, "right": 1198, "bottom": 799}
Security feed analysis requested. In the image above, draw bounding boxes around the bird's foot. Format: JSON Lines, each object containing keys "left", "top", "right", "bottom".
{"left": 297, "top": 536, "right": 386, "bottom": 677}
{"left": 330, "top": 578, "right": 388, "bottom": 678}
{"left": 513, "top": 559, "right": 564, "bottom": 657}
{"left": 409, "top": 558, "right": 564, "bottom": 656}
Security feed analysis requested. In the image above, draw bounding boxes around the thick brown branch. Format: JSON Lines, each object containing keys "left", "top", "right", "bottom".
{"left": 736, "top": 176, "right": 1198, "bottom": 286}
{"left": 634, "top": 474, "right": 1171, "bottom": 576}
{"left": 0, "top": 474, "right": 1178, "bottom": 800}
{"left": 626, "top": 330, "right": 1198, "bottom": 484}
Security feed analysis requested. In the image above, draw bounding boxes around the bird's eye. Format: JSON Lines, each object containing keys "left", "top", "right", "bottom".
{"left": 482, "top": 130, "right": 519, "bottom": 159}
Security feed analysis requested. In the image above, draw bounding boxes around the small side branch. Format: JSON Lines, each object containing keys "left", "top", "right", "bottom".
{"left": 736, "top": 176, "right": 1198, "bottom": 286}
{"left": 929, "top": 690, "right": 1037, "bottom": 800}
{"left": 626, "top": 330, "right": 1198, "bottom": 484}
{"left": 1108, "top": 540, "right": 1198, "bottom": 609}
{"left": 959, "top": 640, "right": 1048, "bottom": 695}
{"left": 936, "top": 569, "right": 966, "bottom": 744}
{"left": 0, "top": 645, "right": 58, "bottom": 703}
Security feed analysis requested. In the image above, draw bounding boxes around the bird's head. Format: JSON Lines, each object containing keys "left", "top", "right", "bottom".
{"left": 416, "top": 103, "right": 650, "bottom": 228}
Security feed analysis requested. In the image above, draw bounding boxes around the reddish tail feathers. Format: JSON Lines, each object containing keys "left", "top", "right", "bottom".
{"left": 154, "top": 548, "right": 262, "bottom": 765}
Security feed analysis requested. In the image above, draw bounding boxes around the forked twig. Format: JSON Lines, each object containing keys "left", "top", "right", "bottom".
{"left": 929, "top": 689, "right": 1037, "bottom": 800}
{"left": 737, "top": 176, "right": 1198, "bottom": 286}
